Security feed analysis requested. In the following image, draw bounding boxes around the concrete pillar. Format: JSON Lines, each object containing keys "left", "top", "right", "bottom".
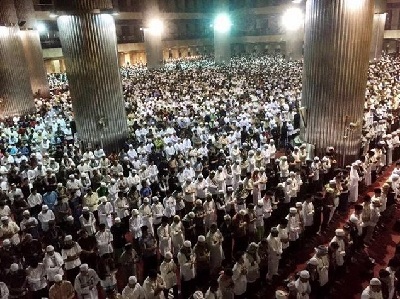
{"left": 214, "top": 0, "right": 230, "bottom": 64}
{"left": 55, "top": 0, "right": 128, "bottom": 151}
{"left": 144, "top": 29, "right": 163, "bottom": 69}
{"left": 143, "top": 0, "right": 163, "bottom": 69}
{"left": 14, "top": 0, "right": 50, "bottom": 98}
{"left": 285, "top": 27, "right": 304, "bottom": 60}
{"left": 52, "top": 60, "right": 61, "bottom": 73}
{"left": 301, "top": 0, "right": 374, "bottom": 166}
{"left": 391, "top": 8, "right": 400, "bottom": 30}
{"left": 370, "top": 0, "right": 387, "bottom": 61}
{"left": 0, "top": 0, "right": 35, "bottom": 117}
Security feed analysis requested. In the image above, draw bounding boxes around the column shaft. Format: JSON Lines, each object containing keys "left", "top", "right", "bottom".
{"left": 14, "top": 0, "right": 50, "bottom": 98}
{"left": 301, "top": 0, "right": 374, "bottom": 166}
{"left": 370, "top": 0, "right": 387, "bottom": 61}
{"left": 57, "top": 12, "right": 127, "bottom": 151}
{"left": 285, "top": 28, "right": 304, "bottom": 61}
{"left": 370, "top": 13, "right": 386, "bottom": 61}
{"left": 0, "top": 0, "right": 34, "bottom": 117}
{"left": 144, "top": 30, "right": 163, "bottom": 69}
{"left": 214, "top": 30, "right": 231, "bottom": 63}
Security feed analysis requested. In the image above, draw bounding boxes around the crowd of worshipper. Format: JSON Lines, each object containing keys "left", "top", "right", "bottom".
{"left": 0, "top": 54, "right": 399, "bottom": 299}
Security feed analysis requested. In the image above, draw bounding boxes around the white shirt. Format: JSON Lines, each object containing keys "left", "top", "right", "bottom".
{"left": 27, "top": 263, "right": 47, "bottom": 291}
{"left": 38, "top": 210, "right": 55, "bottom": 231}
{"left": 122, "top": 283, "right": 146, "bottom": 299}
{"left": 43, "top": 252, "right": 64, "bottom": 281}
{"left": 62, "top": 243, "right": 82, "bottom": 270}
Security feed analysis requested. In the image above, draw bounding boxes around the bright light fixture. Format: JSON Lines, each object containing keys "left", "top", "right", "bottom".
{"left": 214, "top": 13, "right": 232, "bottom": 34}
{"left": 148, "top": 18, "right": 164, "bottom": 34}
{"left": 282, "top": 7, "right": 304, "bottom": 31}
{"left": 36, "top": 22, "right": 47, "bottom": 34}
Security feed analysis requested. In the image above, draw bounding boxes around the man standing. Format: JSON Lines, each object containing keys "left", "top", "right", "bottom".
{"left": 143, "top": 269, "right": 166, "bottom": 299}
{"left": 361, "top": 278, "right": 383, "bottom": 299}
{"left": 295, "top": 270, "right": 311, "bottom": 299}
{"left": 267, "top": 227, "right": 283, "bottom": 281}
{"left": 49, "top": 274, "right": 75, "bottom": 299}
{"left": 139, "top": 226, "right": 158, "bottom": 279}
{"left": 160, "top": 252, "right": 178, "bottom": 298}
{"left": 74, "top": 264, "right": 100, "bottom": 299}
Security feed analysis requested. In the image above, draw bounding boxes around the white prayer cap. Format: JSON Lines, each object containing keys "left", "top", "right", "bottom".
{"left": 118, "top": 172, "right": 123, "bottom": 176}
{"left": 128, "top": 276, "right": 137, "bottom": 284}
{"left": 3, "top": 239, "right": 10, "bottom": 246}
{"left": 82, "top": 206, "right": 89, "bottom": 212}
{"left": 165, "top": 252, "right": 173, "bottom": 259}
{"left": 198, "top": 174, "right": 203, "bottom": 179}
{"left": 308, "top": 257, "right": 319, "bottom": 266}
{"left": 80, "top": 264, "right": 89, "bottom": 272}
{"left": 290, "top": 207, "right": 297, "bottom": 213}
{"left": 239, "top": 209, "right": 246, "bottom": 215}
{"left": 69, "top": 174, "right": 74, "bottom": 179}
{"left": 10, "top": 263, "right": 18, "bottom": 272}
{"left": 370, "top": 278, "right": 381, "bottom": 286}
{"left": 258, "top": 200, "right": 264, "bottom": 206}
{"left": 23, "top": 210, "right": 30, "bottom": 215}
{"left": 198, "top": 235, "right": 206, "bottom": 242}
{"left": 57, "top": 183, "right": 63, "bottom": 187}
{"left": 54, "top": 274, "right": 63, "bottom": 282}
{"left": 115, "top": 217, "right": 121, "bottom": 223}
{"left": 110, "top": 178, "right": 116, "bottom": 183}
{"left": 227, "top": 186, "right": 233, "bottom": 192}
{"left": 350, "top": 215, "right": 359, "bottom": 223}
{"left": 143, "top": 197, "right": 150, "bottom": 203}
{"left": 81, "top": 173, "right": 87, "bottom": 178}
{"left": 67, "top": 215, "right": 74, "bottom": 221}
{"left": 314, "top": 156, "right": 319, "bottom": 161}
{"left": 335, "top": 229, "right": 345, "bottom": 236}
{"left": 277, "top": 183, "right": 284, "bottom": 188}
{"left": 295, "top": 202, "right": 302, "bottom": 208}
{"left": 189, "top": 212, "right": 195, "bottom": 218}
{"left": 65, "top": 235, "right": 73, "bottom": 241}
{"left": 46, "top": 245, "right": 54, "bottom": 252}
{"left": 132, "top": 209, "right": 139, "bottom": 216}
{"left": 1, "top": 216, "right": 8, "bottom": 221}
{"left": 286, "top": 178, "right": 292, "bottom": 184}
{"left": 195, "top": 199, "right": 202, "bottom": 205}
{"left": 275, "top": 290, "right": 288, "bottom": 299}
{"left": 184, "top": 240, "right": 192, "bottom": 247}
{"left": 100, "top": 182, "right": 106, "bottom": 187}
{"left": 42, "top": 205, "right": 48, "bottom": 210}
{"left": 329, "top": 180, "right": 336, "bottom": 185}
{"left": 224, "top": 214, "right": 231, "bottom": 220}
{"left": 300, "top": 270, "right": 310, "bottom": 279}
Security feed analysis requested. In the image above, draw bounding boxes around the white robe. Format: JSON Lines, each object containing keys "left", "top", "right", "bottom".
{"left": 43, "top": 252, "right": 64, "bottom": 281}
